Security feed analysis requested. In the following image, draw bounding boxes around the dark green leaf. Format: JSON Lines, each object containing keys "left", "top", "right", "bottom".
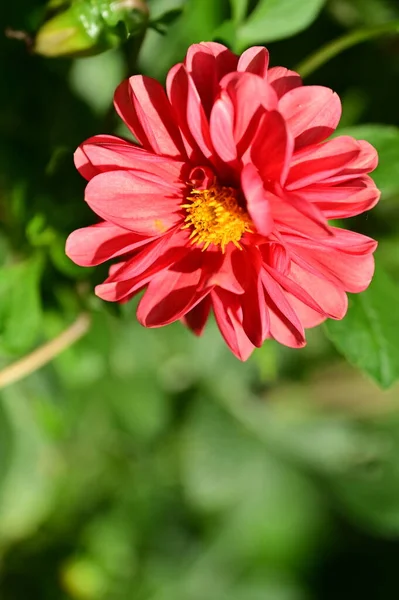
{"left": 325, "top": 267, "right": 399, "bottom": 388}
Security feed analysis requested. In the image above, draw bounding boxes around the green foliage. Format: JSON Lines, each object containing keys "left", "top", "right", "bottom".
{"left": 0, "top": 255, "right": 44, "bottom": 355}
{"left": 235, "top": 0, "right": 327, "bottom": 50}
{"left": 325, "top": 269, "right": 399, "bottom": 388}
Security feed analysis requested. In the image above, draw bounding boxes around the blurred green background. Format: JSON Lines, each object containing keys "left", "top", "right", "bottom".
{"left": 2, "top": 0, "right": 399, "bottom": 598}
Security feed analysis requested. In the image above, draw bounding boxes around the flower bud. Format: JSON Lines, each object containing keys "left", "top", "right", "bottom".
{"left": 34, "top": 0, "right": 149, "bottom": 58}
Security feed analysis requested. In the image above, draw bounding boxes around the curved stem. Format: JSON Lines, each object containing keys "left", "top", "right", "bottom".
{"left": 0, "top": 313, "right": 91, "bottom": 390}
{"left": 296, "top": 20, "right": 399, "bottom": 78}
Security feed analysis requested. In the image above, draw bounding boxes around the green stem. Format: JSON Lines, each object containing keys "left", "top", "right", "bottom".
{"left": 296, "top": 20, "right": 399, "bottom": 78}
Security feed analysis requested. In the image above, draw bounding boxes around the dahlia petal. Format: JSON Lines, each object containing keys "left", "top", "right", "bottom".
{"left": 104, "top": 229, "right": 188, "bottom": 283}
{"left": 284, "top": 293, "right": 327, "bottom": 329}
{"left": 208, "top": 246, "right": 249, "bottom": 294}
{"left": 237, "top": 46, "right": 269, "bottom": 78}
{"left": 288, "top": 229, "right": 376, "bottom": 293}
{"left": 114, "top": 75, "right": 185, "bottom": 157}
{"left": 76, "top": 135, "right": 186, "bottom": 182}
{"left": 241, "top": 163, "right": 273, "bottom": 237}
{"left": 278, "top": 85, "right": 341, "bottom": 149}
{"left": 242, "top": 275, "right": 269, "bottom": 347}
{"left": 181, "top": 296, "right": 212, "bottom": 336}
{"left": 262, "top": 270, "right": 306, "bottom": 347}
{"left": 294, "top": 176, "right": 381, "bottom": 219}
{"left": 260, "top": 241, "right": 290, "bottom": 273}
{"left": 250, "top": 110, "right": 293, "bottom": 184}
{"left": 268, "top": 189, "right": 329, "bottom": 237}
{"left": 65, "top": 221, "right": 150, "bottom": 267}
{"left": 95, "top": 277, "right": 147, "bottom": 302}
{"left": 95, "top": 229, "right": 189, "bottom": 301}
{"left": 263, "top": 265, "right": 326, "bottom": 315}
{"left": 323, "top": 140, "right": 379, "bottom": 183}
{"left": 268, "top": 67, "right": 302, "bottom": 98}
{"left": 137, "top": 265, "right": 208, "bottom": 328}
{"left": 288, "top": 260, "right": 348, "bottom": 319}
{"left": 219, "top": 72, "right": 278, "bottom": 156}
{"left": 184, "top": 43, "right": 235, "bottom": 117}
{"left": 85, "top": 170, "right": 183, "bottom": 235}
{"left": 211, "top": 288, "right": 255, "bottom": 360}
{"left": 286, "top": 136, "right": 361, "bottom": 189}
{"left": 166, "top": 64, "right": 214, "bottom": 162}
{"left": 195, "top": 42, "right": 238, "bottom": 75}
{"left": 210, "top": 91, "right": 238, "bottom": 163}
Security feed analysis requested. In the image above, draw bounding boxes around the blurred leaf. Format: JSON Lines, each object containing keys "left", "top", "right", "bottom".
{"left": 69, "top": 49, "right": 125, "bottom": 115}
{"left": 337, "top": 124, "right": 399, "bottom": 199}
{"left": 328, "top": 416, "right": 399, "bottom": 534}
{"left": 139, "top": 0, "right": 230, "bottom": 80}
{"left": 150, "top": 7, "right": 183, "bottom": 33}
{"left": 236, "top": 0, "right": 326, "bottom": 51}
{"left": 0, "top": 254, "right": 44, "bottom": 354}
{"left": 229, "top": 0, "right": 249, "bottom": 23}
{"left": 182, "top": 398, "right": 264, "bottom": 511}
{"left": 325, "top": 268, "right": 399, "bottom": 388}
{"left": 0, "top": 385, "right": 59, "bottom": 544}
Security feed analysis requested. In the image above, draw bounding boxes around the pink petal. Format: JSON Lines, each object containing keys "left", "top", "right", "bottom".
{"left": 237, "top": 46, "right": 269, "bottom": 78}
{"left": 278, "top": 85, "right": 341, "bottom": 149}
{"left": 263, "top": 265, "right": 326, "bottom": 316}
{"left": 208, "top": 245, "right": 249, "bottom": 294}
{"left": 287, "top": 259, "right": 348, "bottom": 319}
{"left": 85, "top": 170, "right": 184, "bottom": 235}
{"left": 293, "top": 176, "right": 380, "bottom": 219}
{"left": 183, "top": 42, "right": 237, "bottom": 116}
{"left": 262, "top": 270, "right": 306, "bottom": 347}
{"left": 219, "top": 72, "right": 278, "bottom": 156}
{"left": 65, "top": 221, "right": 150, "bottom": 267}
{"left": 209, "top": 90, "right": 238, "bottom": 164}
{"left": 323, "top": 140, "right": 378, "bottom": 183}
{"left": 114, "top": 75, "right": 185, "bottom": 158}
{"left": 288, "top": 229, "right": 377, "bottom": 293}
{"left": 267, "top": 67, "right": 302, "bottom": 98}
{"left": 137, "top": 261, "right": 209, "bottom": 327}
{"left": 167, "top": 63, "right": 215, "bottom": 163}
{"left": 95, "top": 229, "right": 189, "bottom": 302}
{"left": 284, "top": 293, "right": 327, "bottom": 329}
{"left": 75, "top": 135, "right": 186, "bottom": 182}
{"left": 286, "top": 136, "right": 360, "bottom": 189}
{"left": 268, "top": 189, "right": 329, "bottom": 237}
{"left": 241, "top": 275, "right": 269, "bottom": 347}
{"left": 193, "top": 42, "right": 238, "bottom": 77}
{"left": 241, "top": 163, "right": 273, "bottom": 236}
{"left": 211, "top": 288, "right": 255, "bottom": 360}
{"left": 250, "top": 110, "right": 293, "bottom": 184}
{"left": 181, "top": 296, "right": 212, "bottom": 336}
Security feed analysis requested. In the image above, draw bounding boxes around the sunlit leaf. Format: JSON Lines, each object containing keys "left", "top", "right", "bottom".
{"left": 236, "top": 0, "right": 326, "bottom": 50}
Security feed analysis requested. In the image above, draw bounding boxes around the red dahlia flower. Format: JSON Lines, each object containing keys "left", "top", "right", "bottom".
{"left": 66, "top": 42, "right": 380, "bottom": 360}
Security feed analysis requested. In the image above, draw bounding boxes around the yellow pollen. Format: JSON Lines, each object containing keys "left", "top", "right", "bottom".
{"left": 182, "top": 185, "right": 252, "bottom": 252}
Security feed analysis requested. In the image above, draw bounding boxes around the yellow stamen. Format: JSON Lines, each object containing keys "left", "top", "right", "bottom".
{"left": 182, "top": 185, "right": 252, "bottom": 252}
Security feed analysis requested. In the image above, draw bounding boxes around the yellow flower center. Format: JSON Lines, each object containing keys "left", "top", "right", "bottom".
{"left": 182, "top": 185, "right": 252, "bottom": 252}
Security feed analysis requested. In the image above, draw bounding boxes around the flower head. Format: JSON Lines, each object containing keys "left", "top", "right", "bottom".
{"left": 66, "top": 42, "right": 380, "bottom": 360}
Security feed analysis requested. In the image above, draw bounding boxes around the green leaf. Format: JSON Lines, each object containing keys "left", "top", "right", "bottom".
{"left": 0, "top": 255, "right": 44, "bottom": 354}
{"left": 229, "top": 0, "right": 249, "bottom": 23}
{"left": 325, "top": 267, "right": 399, "bottom": 388}
{"left": 336, "top": 124, "right": 399, "bottom": 200}
{"left": 236, "top": 0, "right": 326, "bottom": 50}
